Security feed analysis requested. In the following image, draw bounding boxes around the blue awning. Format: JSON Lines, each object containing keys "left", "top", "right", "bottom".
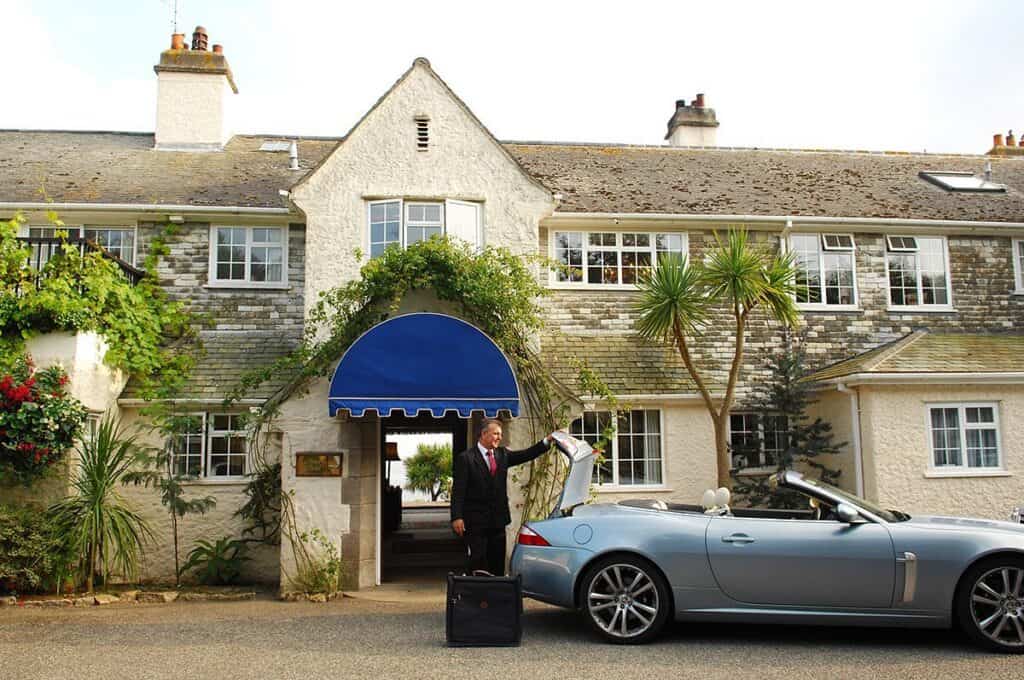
{"left": 328, "top": 313, "right": 520, "bottom": 418}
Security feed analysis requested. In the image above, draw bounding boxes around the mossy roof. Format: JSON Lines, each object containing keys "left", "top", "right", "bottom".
{"left": 805, "top": 331, "right": 1024, "bottom": 382}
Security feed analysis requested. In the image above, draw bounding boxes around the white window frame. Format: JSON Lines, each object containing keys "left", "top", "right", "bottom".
{"left": 206, "top": 414, "right": 249, "bottom": 480}
{"left": 169, "top": 413, "right": 207, "bottom": 479}
{"left": 884, "top": 235, "right": 954, "bottom": 312}
{"left": 1013, "top": 238, "right": 1024, "bottom": 294}
{"left": 788, "top": 233, "right": 859, "bottom": 311}
{"left": 548, "top": 230, "right": 689, "bottom": 289}
{"left": 366, "top": 199, "right": 483, "bottom": 257}
{"left": 727, "top": 412, "right": 789, "bottom": 472}
{"left": 570, "top": 409, "right": 666, "bottom": 489}
{"left": 207, "top": 225, "right": 289, "bottom": 288}
{"left": 84, "top": 226, "right": 138, "bottom": 266}
{"left": 925, "top": 402, "right": 1005, "bottom": 477}
{"left": 404, "top": 202, "right": 445, "bottom": 246}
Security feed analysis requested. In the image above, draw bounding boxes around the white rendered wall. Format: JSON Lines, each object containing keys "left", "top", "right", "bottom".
{"left": 667, "top": 126, "right": 718, "bottom": 147}
{"left": 291, "top": 61, "right": 554, "bottom": 321}
{"left": 155, "top": 71, "right": 232, "bottom": 150}
{"left": 859, "top": 384, "right": 1024, "bottom": 520}
{"left": 25, "top": 331, "right": 127, "bottom": 413}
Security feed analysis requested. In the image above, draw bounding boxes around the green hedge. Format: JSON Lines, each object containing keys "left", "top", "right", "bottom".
{"left": 0, "top": 504, "right": 70, "bottom": 594}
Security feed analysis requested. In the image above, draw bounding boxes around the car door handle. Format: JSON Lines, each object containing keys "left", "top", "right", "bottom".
{"left": 721, "top": 533, "right": 756, "bottom": 545}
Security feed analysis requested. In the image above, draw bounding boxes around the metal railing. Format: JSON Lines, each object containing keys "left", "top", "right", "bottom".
{"left": 16, "top": 237, "right": 146, "bottom": 288}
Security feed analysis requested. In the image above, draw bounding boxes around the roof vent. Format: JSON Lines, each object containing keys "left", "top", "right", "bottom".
{"left": 414, "top": 115, "right": 430, "bottom": 151}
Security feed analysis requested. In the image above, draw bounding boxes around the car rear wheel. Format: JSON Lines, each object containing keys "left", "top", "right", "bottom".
{"left": 579, "top": 555, "right": 670, "bottom": 644}
{"left": 957, "top": 556, "right": 1024, "bottom": 653}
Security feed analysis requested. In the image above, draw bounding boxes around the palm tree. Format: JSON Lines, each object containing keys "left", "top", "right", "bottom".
{"left": 49, "top": 415, "right": 153, "bottom": 592}
{"left": 636, "top": 229, "right": 800, "bottom": 488}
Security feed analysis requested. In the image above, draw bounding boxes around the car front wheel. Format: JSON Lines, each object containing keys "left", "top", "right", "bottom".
{"left": 958, "top": 556, "right": 1024, "bottom": 653}
{"left": 579, "top": 555, "right": 671, "bottom": 644}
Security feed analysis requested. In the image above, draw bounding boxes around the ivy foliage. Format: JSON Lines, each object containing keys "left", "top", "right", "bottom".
{"left": 0, "top": 212, "right": 197, "bottom": 400}
{"left": 234, "top": 237, "right": 584, "bottom": 526}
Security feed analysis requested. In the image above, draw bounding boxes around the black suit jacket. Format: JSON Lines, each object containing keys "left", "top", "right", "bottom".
{"left": 450, "top": 441, "right": 548, "bottom": 529}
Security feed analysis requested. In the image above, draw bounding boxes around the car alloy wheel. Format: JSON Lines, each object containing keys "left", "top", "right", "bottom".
{"left": 969, "top": 565, "right": 1024, "bottom": 648}
{"left": 583, "top": 557, "right": 669, "bottom": 643}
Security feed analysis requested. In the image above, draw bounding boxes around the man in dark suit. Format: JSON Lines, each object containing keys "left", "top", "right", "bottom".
{"left": 450, "top": 419, "right": 553, "bottom": 575}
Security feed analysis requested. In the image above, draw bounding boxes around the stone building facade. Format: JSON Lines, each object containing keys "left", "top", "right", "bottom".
{"left": 2, "top": 33, "right": 1024, "bottom": 587}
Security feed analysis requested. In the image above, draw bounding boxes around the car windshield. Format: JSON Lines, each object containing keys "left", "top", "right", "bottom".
{"left": 797, "top": 476, "right": 910, "bottom": 523}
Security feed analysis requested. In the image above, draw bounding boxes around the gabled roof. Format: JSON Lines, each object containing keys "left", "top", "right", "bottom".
{"left": 541, "top": 333, "right": 720, "bottom": 396}
{"left": 505, "top": 143, "right": 1024, "bottom": 222}
{"left": 5, "top": 131, "right": 1024, "bottom": 223}
{"left": 0, "top": 131, "right": 338, "bottom": 209}
{"left": 805, "top": 331, "right": 1024, "bottom": 382}
{"left": 290, "top": 58, "right": 550, "bottom": 199}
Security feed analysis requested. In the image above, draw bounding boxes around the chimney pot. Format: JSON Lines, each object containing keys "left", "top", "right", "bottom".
{"left": 994, "top": 133, "right": 1005, "bottom": 147}
{"left": 675, "top": 99, "right": 687, "bottom": 109}
{"left": 191, "top": 25, "right": 209, "bottom": 51}
{"left": 212, "top": 44, "right": 223, "bottom": 54}
{"left": 170, "top": 33, "right": 185, "bottom": 50}
{"left": 1008, "top": 130, "right": 1017, "bottom": 147}
{"left": 695, "top": 93, "right": 706, "bottom": 108}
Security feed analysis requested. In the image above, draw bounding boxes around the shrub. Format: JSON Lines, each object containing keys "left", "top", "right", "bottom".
{"left": 179, "top": 536, "right": 250, "bottom": 585}
{"left": 288, "top": 528, "right": 344, "bottom": 595}
{"left": 0, "top": 354, "right": 87, "bottom": 486}
{"left": 0, "top": 504, "right": 72, "bottom": 594}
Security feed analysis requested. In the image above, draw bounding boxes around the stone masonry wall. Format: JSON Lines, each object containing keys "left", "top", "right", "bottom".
{"left": 541, "top": 227, "right": 1024, "bottom": 407}
{"left": 137, "top": 221, "right": 305, "bottom": 334}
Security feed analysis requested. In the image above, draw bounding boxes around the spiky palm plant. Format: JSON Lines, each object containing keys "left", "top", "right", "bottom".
{"left": 48, "top": 415, "right": 153, "bottom": 592}
{"left": 636, "top": 229, "right": 800, "bottom": 488}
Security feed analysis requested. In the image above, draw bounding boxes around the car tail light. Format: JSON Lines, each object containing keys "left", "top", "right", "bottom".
{"left": 517, "top": 525, "right": 551, "bottom": 547}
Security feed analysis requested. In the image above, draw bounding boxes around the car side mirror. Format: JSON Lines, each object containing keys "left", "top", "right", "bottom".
{"left": 836, "top": 503, "right": 864, "bottom": 524}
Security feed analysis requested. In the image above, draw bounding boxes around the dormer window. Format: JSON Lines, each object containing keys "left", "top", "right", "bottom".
{"left": 919, "top": 171, "right": 1006, "bottom": 193}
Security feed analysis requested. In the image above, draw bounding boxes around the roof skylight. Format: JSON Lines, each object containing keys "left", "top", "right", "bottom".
{"left": 259, "top": 140, "right": 291, "bottom": 152}
{"left": 919, "top": 171, "right": 1006, "bottom": 193}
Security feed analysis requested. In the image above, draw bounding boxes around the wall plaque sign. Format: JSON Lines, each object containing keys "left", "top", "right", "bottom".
{"left": 295, "top": 452, "right": 343, "bottom": 477}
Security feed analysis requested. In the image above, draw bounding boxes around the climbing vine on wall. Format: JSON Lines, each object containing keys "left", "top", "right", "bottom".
{"left": 232, "top": 237, "right": 606, "bottom": 531}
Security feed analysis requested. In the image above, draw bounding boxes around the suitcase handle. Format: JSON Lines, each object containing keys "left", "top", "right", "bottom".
{"left": 471, "top": 570, "right": 494, "bottom": 577}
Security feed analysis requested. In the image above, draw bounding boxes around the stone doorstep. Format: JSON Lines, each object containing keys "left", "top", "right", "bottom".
{"left": 5, "top": 589, "right": 257, "bottom": 608}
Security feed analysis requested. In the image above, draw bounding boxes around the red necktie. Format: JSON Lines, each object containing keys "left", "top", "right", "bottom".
{"left": 487, "top": 449, "right": 496, "bottom": 476}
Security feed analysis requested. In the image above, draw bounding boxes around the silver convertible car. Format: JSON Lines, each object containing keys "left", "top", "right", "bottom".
{"left": 509, "top": 433, "right": 1024, "bottom": 652}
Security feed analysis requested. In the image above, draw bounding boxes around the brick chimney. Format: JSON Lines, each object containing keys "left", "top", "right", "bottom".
{"left": 154, "top": 26, "right": 238, "bottom": 151}
{"left": 665, "top": 94, "right": 719, "bottom": 147}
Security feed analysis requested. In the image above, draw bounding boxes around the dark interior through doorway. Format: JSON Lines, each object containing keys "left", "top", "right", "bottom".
{"left": 380, "top": 412, "right": 468, "bottom": 583}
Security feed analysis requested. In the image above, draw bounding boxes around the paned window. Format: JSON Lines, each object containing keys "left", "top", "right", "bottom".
{"left": 26, "top": 225, "right": 82, "bottom": 269}
{"left": 210, "top": 226, "right": 286, "bottom": 285}
{"left": 367, "top": 199, "right": 482, "bottom": 257}
{"left": 208, "top": 414, "right": 248, "bottom": 478}
{"left": 1013, "top": 239, "right": 1024, "bottom": 293}
{"left": 167, "top": 413, "right": 248, "bottom": 480}
{"left": 729, "top": 413, "right": 788, "bottom": 468}
{"left": 790, "top": 233, "right": 856, "bottom": 306}
{"left": 552, "top": 231, "right": 688, "bottom": 286}
{"left": 170, "top": 414, "right": 206, "bottom": 478}
{"left": 405, "top": 203, "right": 444, "bottom": 245}
{"left": 886, "top": 236, "right": 950, "bottom": 307}
{"left": 569, "top": 409, "right": 663, "bottom": 486}
{"left": 85, "top": 227, "right": 136, "bottom": 265}
{"left": 928, "top": 404, "right": 1001, "bottom": 471}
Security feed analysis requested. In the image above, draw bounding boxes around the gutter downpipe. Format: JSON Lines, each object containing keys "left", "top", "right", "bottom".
{"left": 836, "top": 382, "right": 865, "bottom": 497}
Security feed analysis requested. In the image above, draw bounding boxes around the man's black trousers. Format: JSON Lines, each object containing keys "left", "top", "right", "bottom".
{"left": 463, "top": 526, "right": 506, "bottom": 576}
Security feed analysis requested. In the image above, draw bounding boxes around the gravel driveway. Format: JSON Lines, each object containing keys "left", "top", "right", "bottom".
{"left": 0, "top": 596, "right": 1017, "bottom": 680}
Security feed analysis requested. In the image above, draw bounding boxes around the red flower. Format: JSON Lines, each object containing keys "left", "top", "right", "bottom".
{"left": 0, "top": 376, "right": 11, "bottom": 392}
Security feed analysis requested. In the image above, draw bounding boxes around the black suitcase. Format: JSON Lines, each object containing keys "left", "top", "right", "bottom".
{"left": 445, "top": 572, "right": 523, "bottom": 647}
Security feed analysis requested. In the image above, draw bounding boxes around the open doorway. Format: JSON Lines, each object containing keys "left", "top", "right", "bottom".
{"left": 380, "top": 413, "right": 469, "bottom": 583}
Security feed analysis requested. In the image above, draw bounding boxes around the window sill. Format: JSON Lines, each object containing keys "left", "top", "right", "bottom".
{"left": 594, "top": 485, "right": 673, "bottom": 493}
{"left": 733, "top": 466, "right": 777, "bottom": 477}
{"left": 796, "top": 304, "right": 860, "bottom": 313}
{"left": 547, "top": 282, "right": 641, "bottom": 292}
{"left": 923, "top": 470, "right": 1011, "bottom": 479}
{"left": 204, "top": 282, "right": 290, "bottom": 291}
{"left": 1012, "top": 290, "right": 1024, "bottom": 297}
{"left": 887, "top": 305, "right": 955, "bottom": 313}
{"left": 181, "top": 478, "right": 249, "bottom": 486}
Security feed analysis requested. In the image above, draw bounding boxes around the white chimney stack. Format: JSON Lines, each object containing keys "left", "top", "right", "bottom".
{"left": 665, "top": 93, "right": 719, "bottom": 147}
{"left": 154, "top": 25, "right": 238, "bottom": 151}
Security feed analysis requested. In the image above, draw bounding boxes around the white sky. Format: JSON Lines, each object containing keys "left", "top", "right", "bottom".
{"left": 2, "top": 0, "right": 1022, "bottom": 154}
